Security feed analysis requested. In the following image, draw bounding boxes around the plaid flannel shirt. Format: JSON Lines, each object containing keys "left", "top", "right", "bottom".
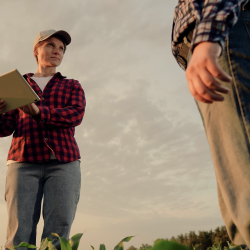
{"left": 172, "top": 0, "right": 248, "bottom": 70}
{"left": 0, "top": 72, "right": 86, "bottom": 163}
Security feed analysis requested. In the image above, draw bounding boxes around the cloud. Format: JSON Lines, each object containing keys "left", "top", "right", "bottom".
{"left": 75, "top": 73, "right": 216, "bottom": 220}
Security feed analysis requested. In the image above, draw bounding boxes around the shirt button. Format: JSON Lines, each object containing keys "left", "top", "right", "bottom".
{"left": 42, "top": 97, "right": 44, "bottom": 100}
{"left": 41, "top": 120, "right": 45, "bottom": 123}
{"left": 39, "top": 91, "right": 42, "bottom": 94}
{"left": 45, "top": 138, "right": 48, "bottom": 141}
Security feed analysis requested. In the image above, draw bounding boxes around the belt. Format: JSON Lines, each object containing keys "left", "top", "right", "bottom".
{"left": 242, "top": 1, "right": 250, "bottom": 10}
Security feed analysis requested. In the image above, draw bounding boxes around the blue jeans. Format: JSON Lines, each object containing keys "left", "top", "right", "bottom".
{"left": 4, "top": 160, "right": 81, "bottom": 250}
{"left": 188, "top": 9, "right": 250, "bottom": 248}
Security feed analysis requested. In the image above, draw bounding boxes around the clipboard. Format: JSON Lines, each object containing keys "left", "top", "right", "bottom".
{"left": 0, "top": 69, "right": 40, "bottom": 113}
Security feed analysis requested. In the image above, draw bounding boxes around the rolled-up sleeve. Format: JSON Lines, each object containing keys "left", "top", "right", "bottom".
{"left": 191, "top": 0, "right": 245, "bottom": 53}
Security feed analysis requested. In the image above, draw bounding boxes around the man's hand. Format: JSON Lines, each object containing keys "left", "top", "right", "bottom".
{"left": 185, "top": 42, "right": 232, "bottom": 104}
{"left": 0, "top": 99, "right": 6, "bottom": 114}
{"left": 19, "top": 103, "right": 40, "bottom": 117}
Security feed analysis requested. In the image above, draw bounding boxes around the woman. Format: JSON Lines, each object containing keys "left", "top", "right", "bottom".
{"left": 0, "top": 29, "right": 86, "bottom": 250}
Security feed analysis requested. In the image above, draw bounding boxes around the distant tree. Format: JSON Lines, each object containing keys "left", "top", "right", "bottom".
{"left": 177, "top": 234, "right": 185, "bottom": 244}
{"left": 127, "top": 246, "right": 138, "bottom": 250}
{"left": 187, "top": 231, "right": 198, "bottom": 249}
{"left": 170, "top": 236, "right": 178, "bottom": 243}
{"left": 126, "top": 225, "right": 232, "bottom": 250}
{"left": 193, "top": 243, "right": 203, "bottom": 250}
{"left": 211, "top": 226, "right": 231, "bottom": 249}
{"left": 153, "top": 238, "right": 168, "bottom": 245}
{"left": 183, "top": 233, "right": 189, "bottom": 246}
{"left": 139, "top": 243, "right": 153, "bottom": 250}
{"left": 196, "top": 230, "right": 213, "bottom": 250}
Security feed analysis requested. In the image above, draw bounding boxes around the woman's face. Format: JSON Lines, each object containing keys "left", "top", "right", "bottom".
{"left": 34, "top": 36, "right": 65, "bottom": 67}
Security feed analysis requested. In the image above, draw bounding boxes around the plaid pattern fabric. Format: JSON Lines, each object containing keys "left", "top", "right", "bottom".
{"left": 0, "top": 72, "right": 86, "bottom": 163}
{"left": 172, "top": 0, "right": 248, "bottom": 70}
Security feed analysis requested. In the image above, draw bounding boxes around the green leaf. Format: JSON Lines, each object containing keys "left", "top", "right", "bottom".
{"left": 69, "top": 233, "right": 83, "bottom": 250}
{"left": 51, "top": 232, "right": 72, "bottom": 250}
{"left": 10, "top": 242, "right": 37, "bottom": 249}
{"left": 152, "top": 240, "right": 189, "bottom": 250}
{"left": 114, "top": 236, "right": 135, "bottom": 250}
{"left": 219, "top": 243, "right": 222, "bottom": 250}
{"left": 47, "top": 241, "right": 57, "bottom": 250}
{"left": 99, "top": 244, "right": 106, "bottom": 250}
{"left": 228, "top": 246, "right": 242, "bottom": 250}
{"left": 91, "top": 245, "right": 95, "bottom": 250}
{"left": 51, "top": 233, "right": 60, "bottom": 238}
{"left": 59, "top": 237, "right": 72, "bottom": 250}
{"left": 39, "top": 238, "right": 57, "bottom": 250}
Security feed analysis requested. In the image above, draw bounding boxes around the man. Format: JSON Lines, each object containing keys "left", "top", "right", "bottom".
{"left": 0, "top": 29, "right": 86, "bottom": 250}
{"left": 172, "top": 0, "right": 250, "bottom": 248}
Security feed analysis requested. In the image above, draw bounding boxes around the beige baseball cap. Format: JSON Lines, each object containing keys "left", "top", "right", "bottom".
{"left": 33, "top": 29, "right": 71, "bottom": 49}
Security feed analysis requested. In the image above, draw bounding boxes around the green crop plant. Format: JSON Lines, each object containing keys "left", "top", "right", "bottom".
{"left": 151, "top": 240, "right": 189, "bottom": 250}
{"left": 10, "top": 232, "right": 83, "bottom": 250}
{"left": 7, "top": 233, "right": 247, "bottom": 250}
{"left": 91, "top": 236, "right": 134, "bottom": 250}
{"left": 206, "top": 241, "right": 242, "bottom": 250}
{"left": 151, "top": 239, "right": 244, "bottom": 250}
{"left": 9, "top": 233, "right": 135, "bottom": 250}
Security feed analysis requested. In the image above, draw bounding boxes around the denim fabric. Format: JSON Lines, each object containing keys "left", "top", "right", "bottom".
{"left": 4, "top": 160, "right": 81, "bottom": 250}
{"left": 188, "top": 9, "right": 250, "bottom": 248}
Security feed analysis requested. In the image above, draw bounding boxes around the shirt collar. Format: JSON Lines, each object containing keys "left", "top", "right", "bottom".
{"left": 24, "top": 72, "right": 67, "bottom": 79}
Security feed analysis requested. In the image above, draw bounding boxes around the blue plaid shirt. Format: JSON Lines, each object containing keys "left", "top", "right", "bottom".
{"left": 172, "top": 0, "right": 248, "bottom": 70}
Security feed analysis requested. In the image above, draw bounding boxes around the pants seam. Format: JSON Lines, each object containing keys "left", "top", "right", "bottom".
{"left": 226, "top": 37, "right": 250, "bottom": 144}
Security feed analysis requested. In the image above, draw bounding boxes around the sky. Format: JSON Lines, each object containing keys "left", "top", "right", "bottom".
{"left": 0, "top": 0, "right": 225, "bottom": 249}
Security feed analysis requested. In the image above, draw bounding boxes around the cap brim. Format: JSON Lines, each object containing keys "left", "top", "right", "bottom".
{"left": 50, "top": 30, "right": 71, "bottom": 45}
{"left": 37, "top": 30, "right": 71, "bottom": 46}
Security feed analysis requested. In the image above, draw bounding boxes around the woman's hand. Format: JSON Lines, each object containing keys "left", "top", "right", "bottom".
{"left": 0, "top": 99, "right": 6, "bottom": 114}
{"left": 19, "top": 103, "right": 41, "bottom": 117}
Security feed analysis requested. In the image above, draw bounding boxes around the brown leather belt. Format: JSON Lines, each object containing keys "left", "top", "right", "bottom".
{"left": 243, "top": 1, "right": 250, "bottom": 10}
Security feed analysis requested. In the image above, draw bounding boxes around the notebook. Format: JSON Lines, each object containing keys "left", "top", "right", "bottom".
{"left": 0, "top": 69, "right": 40, "bottom": 113}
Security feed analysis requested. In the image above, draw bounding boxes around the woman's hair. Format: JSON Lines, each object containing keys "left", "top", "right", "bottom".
{"left": 33, "top": 35, "right": 67, "bottom": 64}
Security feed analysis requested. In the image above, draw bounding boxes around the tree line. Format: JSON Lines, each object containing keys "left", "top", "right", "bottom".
{"left": 126, "top": 226, "right": 232, "bottom": 250}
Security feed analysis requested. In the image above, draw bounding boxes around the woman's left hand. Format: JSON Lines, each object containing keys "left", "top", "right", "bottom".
{"left": 19, "top": 103, "right": 41, "bottom": 117}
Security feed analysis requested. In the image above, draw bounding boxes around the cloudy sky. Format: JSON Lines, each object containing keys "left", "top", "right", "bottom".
{"left": 0, "top": 0, "right": 224, "bottom": 249}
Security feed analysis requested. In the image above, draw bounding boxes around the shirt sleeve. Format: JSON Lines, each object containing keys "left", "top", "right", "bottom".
{"left": 0, "top": 110, "right": 16, "bottom": 137}
{"left": 191, "top": 0, "right": 246, "bottom": 53}
{"left": 33, "top": 80, "right": 86, "bottom": 128}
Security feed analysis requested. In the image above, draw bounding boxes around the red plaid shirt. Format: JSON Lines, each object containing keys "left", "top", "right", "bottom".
{"left": 0, "top": 72, "right": 86, "bottom": 163}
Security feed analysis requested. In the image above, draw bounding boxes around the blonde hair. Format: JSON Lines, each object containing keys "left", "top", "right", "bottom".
{"left": 33, "top": 35, "right": 67, "bottom": 64}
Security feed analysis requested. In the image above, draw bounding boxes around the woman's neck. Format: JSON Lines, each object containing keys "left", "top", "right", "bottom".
{"left": 33, "top": 66, "right": 56, "bottom": 78}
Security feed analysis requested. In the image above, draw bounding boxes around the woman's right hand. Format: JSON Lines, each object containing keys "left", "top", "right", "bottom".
{"left": 0, "top": 99, "right": 6, "bottom": 114}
